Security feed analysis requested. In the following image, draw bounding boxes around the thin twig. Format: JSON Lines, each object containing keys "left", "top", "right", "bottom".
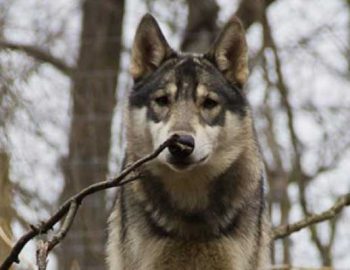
{"left": 0, "top": 40, "right": 73, "bottom": 76}
{"left": 0, "top": 134, "right": 179, "bottom": 270}
{"left": 36, "top": 241, "right": 48, "bottom": 270}
{"left": 47, "top": 201, "right": 78, "bottom": 252}
{"left": 268, "top": 265, "right": 334, "bottom": 270}
{"left": 273, "top": 193, "right": 350, "bottom": 239}
{"left": 35, "top": 203, "right": 78, "bottom": 270}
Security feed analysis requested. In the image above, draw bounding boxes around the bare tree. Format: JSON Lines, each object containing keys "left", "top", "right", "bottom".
{"left": 58, "top": 0, "right": 125, "bottom": 268}
{"left": 0, "top": 4, "right": 14, "bottom": 264}
{"left": 180, "top": 0, "right": 219, "bottom": 53}
{"left": 181, "top": 0, "right": 277, "bottom": 53}
{"left": 0, "top": 0, "right": 125, "bottom": 268}
{"left": 0, "top": 153, "right": 13, "bottom": 264}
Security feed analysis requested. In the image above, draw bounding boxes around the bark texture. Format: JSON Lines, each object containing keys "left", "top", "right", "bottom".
{"left": 59, "top": 0, "right": 124, "bottom": 268}
{"left": 0, "top": 152, "right": 13, "bottom": 266}
{"left": 181, "top": 0, "right": 277, "bottom": 53}
{"left": 180, "top": 0, "right": 219, "bottom": 53}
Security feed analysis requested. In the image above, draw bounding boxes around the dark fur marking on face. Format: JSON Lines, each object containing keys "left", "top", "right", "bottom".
{"left": 146, "top": 106, "right": 163, "bottom": 123}
{"left": 174, "top": 57, "right": 198, "bottom": 101}
{"left": 199, "top": 58, "right": 248, "bottom": 118}
{"left": 129, "top": 58, "right": 177, "bottom": 108}
{"left": 129, "top": 54, "right": 248, "bottom": 127}
{"left": 173, "top": 58, "right": 227, "bottom": 126}
{"left": 199, "top": 107, "right": 226, "bottom": 126}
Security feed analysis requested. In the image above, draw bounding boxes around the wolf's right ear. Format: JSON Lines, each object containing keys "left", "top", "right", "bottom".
{"left": 130, "top": 14, "right": 174, "bottom": 81}
{"left": 205, "top": 17, "right": 248, "bottom": 88}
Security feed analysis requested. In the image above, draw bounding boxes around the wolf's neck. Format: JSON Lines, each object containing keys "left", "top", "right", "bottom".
{"left": 136, "top": 146, "right": 263, "bottom": 240}
{"left": 146, "top": 143, "right": 262, "bottom": 211}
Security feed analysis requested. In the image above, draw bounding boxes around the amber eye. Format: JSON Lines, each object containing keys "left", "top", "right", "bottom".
{"left": 202, "top": 97, "right": 219, "bottom": 109}
{"left": 154, "top": 95, "right": 170, "bottom": 107}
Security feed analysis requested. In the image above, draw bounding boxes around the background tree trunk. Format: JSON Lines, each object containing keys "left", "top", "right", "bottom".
{"left": 346, "top": 0, "right": 350, "bottom": 72}
{"left": 180, "top": 0, "right": 219, "bottom": 53}
{"left": 0, "top": 152, "right": 13, "bottom": 266}
{"left": 235, "top": 0, "right": 276, "bottom": 29}
{"left": 0, "top": 10, "right": 13, "bottom": 265}
{"left": 59, "top": 0, "right": 124, "bottom": 268}
{"left": 181, "top": 0, "right": 276, "bottom": 53}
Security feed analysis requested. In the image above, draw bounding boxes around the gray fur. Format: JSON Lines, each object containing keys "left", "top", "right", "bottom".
{"left": 107, "top": 14, "right": 270, "bottom": 270}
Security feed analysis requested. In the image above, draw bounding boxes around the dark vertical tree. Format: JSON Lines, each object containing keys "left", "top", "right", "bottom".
{"left": 180, "top": 0, "right": 219, "bottom": 53}
{"left": 0, "top": 152, "right": 13, "bottom": 264}
{"left": 0, "top": 7, "right": 13, "bottom": 265}
{"left": 59, "top": 0, "right": 124, "bottom": 268}
{"left": 181, "top": 0, "right": 277, "bottom": 53}
{"left": 347, "top": 0, "right": 350, "bottom": 72}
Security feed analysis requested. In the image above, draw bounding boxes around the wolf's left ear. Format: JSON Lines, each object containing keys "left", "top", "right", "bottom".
{"left": 206, "top": 17, "right": 248, "bottom": 87}
{"left": 130, "top": 14, "right": 174, "bottom": 81}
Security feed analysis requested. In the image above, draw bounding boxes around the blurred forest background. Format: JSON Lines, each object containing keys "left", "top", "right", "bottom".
{"left": 0, "top": 0, "right": 350, "bottom": 269}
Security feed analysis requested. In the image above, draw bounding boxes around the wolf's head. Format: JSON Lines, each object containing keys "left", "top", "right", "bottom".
{"left": 126, "top": 14, "right": 255, "bottom": 177}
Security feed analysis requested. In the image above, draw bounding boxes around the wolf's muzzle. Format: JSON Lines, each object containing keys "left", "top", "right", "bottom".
{"left": 168, "top": 134, "right": 195, "bottom": 159}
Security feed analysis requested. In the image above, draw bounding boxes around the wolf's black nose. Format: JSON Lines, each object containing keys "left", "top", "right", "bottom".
{"left": 168, "top": 135, "right": 195, "bottom": 159}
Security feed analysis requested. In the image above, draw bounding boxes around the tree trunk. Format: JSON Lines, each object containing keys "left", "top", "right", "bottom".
{"left": 0, "top": 152, "right": 13, "bottom": 267}
{"left": 181, "top": 0, "right": 277, "bottom": 53}
{"left": 59, "top": 0, "right": 124, "bottom": 268}
{"left": 180, "top": 0, "right": 219, "bottom": 53}
{"left": 280, "top": 189, "right": 291, "bottom": 264}
{"left": 347, "top": 0, "right": 350, "bottom": 72}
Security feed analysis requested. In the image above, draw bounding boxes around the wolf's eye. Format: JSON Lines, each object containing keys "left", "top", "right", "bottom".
{"left": 202, "top": 97, "right": 219, "bottom": 110}
{"left": 154, "top": 95, "right": 170, "bottom": 107}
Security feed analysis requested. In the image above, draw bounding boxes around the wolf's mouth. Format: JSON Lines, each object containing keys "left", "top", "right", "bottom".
{"left": 167, "top": 155, "right": 209, "bottom": 171}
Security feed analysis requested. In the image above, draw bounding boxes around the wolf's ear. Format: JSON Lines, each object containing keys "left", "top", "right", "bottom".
{"left": 206, "top": 17, "right": 248, "bottom": 87}
{"left": 130, "top": 14, "right": 174, "bottom": 81}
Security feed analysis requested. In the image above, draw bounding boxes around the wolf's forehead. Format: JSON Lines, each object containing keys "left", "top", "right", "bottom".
{"left": 129, "top": 55, "right": 235, "bottom": 107}
{"left": 167, "top": 57, "right": 212, "bottom": 97}
{"left": 156, "top": 56, "right": 229, "bottom": 100}
{"left": 173, "top": 56, "right": 206, "bottom": 79}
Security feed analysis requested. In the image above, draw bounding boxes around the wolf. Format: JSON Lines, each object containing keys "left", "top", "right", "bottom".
{"left": 107, "top": 14, "right": 270, "bottom": 270}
